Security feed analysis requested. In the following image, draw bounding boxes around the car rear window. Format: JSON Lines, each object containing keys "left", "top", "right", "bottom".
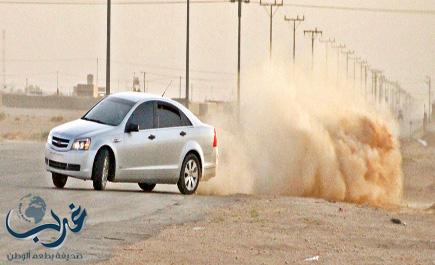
{"left": 157, "top": 103, "right": 183, "bottom": 128}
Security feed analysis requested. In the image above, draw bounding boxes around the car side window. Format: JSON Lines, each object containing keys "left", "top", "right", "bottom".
{"left": 180, "top": 111, "right": 192, "bottom": 126}
{"left": 128, "top": 102, "right": 154, "bottom": 130}
{"left": 157, "top": 103, "right": 183, "bottom": 128}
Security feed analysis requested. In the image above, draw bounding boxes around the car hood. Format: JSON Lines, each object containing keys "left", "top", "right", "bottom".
{"left": 51, "top": 119, "right": 115, "bottom": 139}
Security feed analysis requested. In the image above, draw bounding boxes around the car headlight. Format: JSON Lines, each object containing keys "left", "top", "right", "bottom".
{"left": 47, "top": 132, "right": 52, "bottom": 144}
{"left": 71, "top": 138, "right": 91, "bottom": 151}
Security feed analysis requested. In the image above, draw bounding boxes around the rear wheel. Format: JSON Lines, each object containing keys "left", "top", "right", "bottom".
{"left": 92, "top": 149, "right": 110, "bottom": 191}
{"left": 52, "top": 173, "right": 68, "bottom": 188}
{"left": 177, "top": 153, "right": 201, "bottom": 195}
{"left": 138, "top": 183, "right": 156, "bottom": 192}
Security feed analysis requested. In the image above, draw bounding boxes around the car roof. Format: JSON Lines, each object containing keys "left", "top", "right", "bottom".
{"left": 109, "top": 92, "right": 161, "bottom": 103}
{"left": 109, "top": 92, "right": 202, "bottom": 126}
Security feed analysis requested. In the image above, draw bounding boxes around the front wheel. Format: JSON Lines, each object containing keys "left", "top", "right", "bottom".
{"left": 177, "top": 154, "right": 201, "bottom": 195}
{"left": 52, "top": 173, "right": 68, "bottom": 188}
{"left": 92, "top": 149, "right": 110, "bottom": 191}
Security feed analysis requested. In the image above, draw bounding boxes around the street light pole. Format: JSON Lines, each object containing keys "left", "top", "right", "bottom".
{"left": 106, "top": 0, "right": 111, "bottom": 96}
{"left": 186, "top": 0, "right": 190, "bottom": 105}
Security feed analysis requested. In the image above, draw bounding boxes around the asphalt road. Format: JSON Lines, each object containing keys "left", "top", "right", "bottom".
{"left": 0, "top": 141, "right": 233, "bottom": 264}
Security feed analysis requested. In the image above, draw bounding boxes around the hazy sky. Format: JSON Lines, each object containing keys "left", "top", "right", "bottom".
{"left": 0, "top": 0, "right": 434, "bottom": 101}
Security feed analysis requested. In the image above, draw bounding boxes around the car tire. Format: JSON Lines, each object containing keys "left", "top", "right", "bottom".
{"left": 92, "top": 149, "right": 110, "bottom": 191}
{"left": 138, "top": 183, "right": 156, "bottom": 192}
{"left": 52, "top": 173, "right": 68, "bottom": 188}
{"left": 177, "top": 153, "right": 201, "bottom": 195}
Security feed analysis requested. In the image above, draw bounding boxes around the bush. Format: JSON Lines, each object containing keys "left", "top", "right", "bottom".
{"left": 50, "top": 116, "right": 64, "bottom": 123}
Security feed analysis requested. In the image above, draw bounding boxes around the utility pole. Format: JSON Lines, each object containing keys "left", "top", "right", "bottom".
{"left": 319, "top": 37, "right": 335, "bottom": 73}
{"left": 259, "top": 0, "right": 283, "bottom": 60}
{"left": 379, "top": 74, "right": 385, "bottom": 105}
{"left": 303, "top": 28, "right": 322, "bottom": 70}
{"left": 143, "top": 72, "right": 147, "bottom": 93}
{"left": 2, "top": 30, "right": 5, "bottom": 90}
{"left": 96, "top": 57, "right": 99, "bottom": 92}
{"left": 179, "top": 76, "right": 182, "bottom": 98}
{"left": 364, "top": 63, "right": 369, "bottom": 99}
{"left": 426, "top": 76, "right": 432, "bottom": 122}
{"left": 283, "top": 15, "right": 304, "bottom": 64}
{"left": 139, "top": 71, "right": 146, "bottom": 92}
{"left": 56, "top": 71, "right": 59, "bottom": 96}
{"left": 359, "top": 60, "right": 367, "bottom": 96}
{"left": 231, "top": 0, "right": 249, "bottom": 107}
{"left": 186, "top": 0, "right": 190, "bottom": 105}
{"left": 371, "top": 69, "right": 382, "bottom": 104}
{"left": 332, "top": 43, "right": 345, "bottom": 82}
{"left": 341, "top": 49, "right": 354, "bottom": 80}
{"left": 106, "top": 0, "right": 111, "bottom": 95}
{"left": 353, "top": 56, "right": 360, "bottom": 89}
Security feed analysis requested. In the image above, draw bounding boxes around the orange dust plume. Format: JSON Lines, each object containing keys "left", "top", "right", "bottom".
{"left": 198, "top": 64, "right": 403, "bottom": 207}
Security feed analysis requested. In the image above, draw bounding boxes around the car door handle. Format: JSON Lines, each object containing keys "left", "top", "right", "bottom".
{"left": 180, "top": 131, "right": 187, "bottom": 137}
{"left": 148, "top": 134, "right": 156, "bottom": 140}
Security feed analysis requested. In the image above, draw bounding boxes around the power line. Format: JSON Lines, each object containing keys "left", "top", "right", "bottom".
{"left": 4, "top": 57, "right": 235, "bottom": 76}
{"left": 0, "top": 0, "right": 230, "bottom": 5}
{"left": 1, "top": 0, "right": 434, "bottom": 16}
{"left": 281, "top": 3, "right": 435, "bottom": 16}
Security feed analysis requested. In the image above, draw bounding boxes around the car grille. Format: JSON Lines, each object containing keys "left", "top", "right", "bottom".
{"left": 52, "top": 136, "right": 70, "bottom": 148}
{"left": 46, "top": 158, "right": 80, "bottom": 171}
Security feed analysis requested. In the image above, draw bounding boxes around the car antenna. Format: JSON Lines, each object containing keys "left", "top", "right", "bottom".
{"left": 161, "top": 80, "right": 173, "bottom": 97}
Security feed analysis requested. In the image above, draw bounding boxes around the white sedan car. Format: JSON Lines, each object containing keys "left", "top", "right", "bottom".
{"left": 44, "top": 92, "right": 218, "bottom": 195}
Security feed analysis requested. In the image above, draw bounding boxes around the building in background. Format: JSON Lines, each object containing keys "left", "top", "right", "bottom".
{"left": 132, "top": 77, "right": 140, "bottom": 92}
{"left": 73, "top": 74, "right": 104, "bottom": 97}
{"left": 24, "top": 84, "right": 42, "bottom": 96}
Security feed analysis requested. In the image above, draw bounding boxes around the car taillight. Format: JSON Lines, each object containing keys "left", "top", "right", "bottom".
{"left": 213, "top": 128, "right": 217, "bottom": 148}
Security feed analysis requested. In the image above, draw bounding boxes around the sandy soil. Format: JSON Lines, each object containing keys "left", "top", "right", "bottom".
{"left": 103, "top": 140, "right": 435, "bottom": 265}
{"left": 1, "top": 107, "right": 433, "bottom": 264}
{"left": 0, "top": 107, "right": 83, "bottom": 141}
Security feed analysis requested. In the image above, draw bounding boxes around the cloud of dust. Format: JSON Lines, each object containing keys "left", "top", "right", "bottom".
{"left": 198, "top": 64, "right": 403, "bottom": 207}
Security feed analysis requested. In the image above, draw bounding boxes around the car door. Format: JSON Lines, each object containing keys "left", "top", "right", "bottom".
{"left": 152, "top": 101, "right": 189, "bottom": 181}
{"left": 116, "top": 101, "right": 157, "bottom": 181}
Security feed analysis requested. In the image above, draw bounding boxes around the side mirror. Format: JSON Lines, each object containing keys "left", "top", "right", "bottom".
{"left": 125, "top": 123, "right": 139, "bottom": 133}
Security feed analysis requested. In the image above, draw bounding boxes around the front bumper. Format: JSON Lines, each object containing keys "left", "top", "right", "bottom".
{"left": 44, "top": 144, "right": 96, "bottom": 180}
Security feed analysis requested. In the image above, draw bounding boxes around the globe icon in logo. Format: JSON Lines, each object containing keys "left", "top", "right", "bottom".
{"left": 18, "top": 194, "right": 47, "bottom": 224}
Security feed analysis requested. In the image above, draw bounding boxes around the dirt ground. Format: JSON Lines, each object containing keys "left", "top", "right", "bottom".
{"left": 0, "top": 107, "right": 83, "bottom": 141}
{"left": 1, "top": 106, "right": 434, "bottom": 264}
{"left": 104, "top": 140, "right": 435, "bottom": 265}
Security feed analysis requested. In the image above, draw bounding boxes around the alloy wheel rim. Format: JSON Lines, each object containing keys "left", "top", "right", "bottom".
{"left": 184, "top": 159, "right": 198, "bottom": 191}
{"left": 102, "top": 157, "right": 109, "bottom": 183}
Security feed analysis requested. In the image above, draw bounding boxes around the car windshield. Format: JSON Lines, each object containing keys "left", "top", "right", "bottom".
{"left": 82, "top": 97, "right": 135, "bottom": 126}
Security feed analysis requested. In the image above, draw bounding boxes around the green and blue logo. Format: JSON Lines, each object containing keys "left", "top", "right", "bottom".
{"left": 5, "top": 194, "right": 87, "bottom": 249}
